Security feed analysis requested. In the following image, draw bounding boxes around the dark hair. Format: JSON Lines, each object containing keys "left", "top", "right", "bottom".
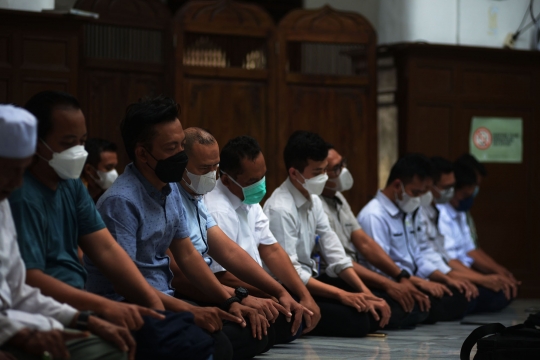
{"left": 24, "top": 91, "right": 81, "bottom": 139}
{"left": 430, "top": 156, "right": 453, "bottom": 184}
{"left": 220, "top": 136, "right": 262, "bottom": 177}
{"left": 453, "top": 161, "right": 478, "bottom": 189}
{"left": 85, "top": 138, "right": 118, "bottom": 168}
{"left": 457, "top": 153, "right": 487, "bottom": 177}
{"left": 283, "top": 131, "right": 329, "bottom": 172}
{"left": 184, "top": 127, "right": 216, "bottom": 157}
{"left": 386, "top": 153, "right": 434, "bottom": 187}
{"left": 120, "top": 96, "right": 179, "bottom": 161}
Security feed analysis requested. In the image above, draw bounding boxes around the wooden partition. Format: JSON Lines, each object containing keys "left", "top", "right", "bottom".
{"left": 75, "top": 0, "right": 172, "bottom": 170}
{"left": 378, "top": 44, "right": 540, "bottom": 297}
{"left": 275, "top": 6, "right": 378, "bottom": 213}
{"left": 173, "top": 0, "right": 278, "bottom": 192}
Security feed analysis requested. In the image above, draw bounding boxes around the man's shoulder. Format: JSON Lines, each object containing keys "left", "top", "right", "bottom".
{"left": 204, "top": 186, "right": 233, "bottom": 213}
{"left": 359, "top": 197, "right": 384, "bottom": 218}
{"left": 264, "top": 182, "right": 294, "bottom": 211}
{"left": 96, "top": 174, "right": 142, "bottom": 209}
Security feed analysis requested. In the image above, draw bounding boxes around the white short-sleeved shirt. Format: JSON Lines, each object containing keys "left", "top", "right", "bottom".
{"left": 437, "top": 203, "right": 476, "bottom": 267}
{"left": 204, "top": 179, "right": 276, "bottom": 271}
{"left": 356, "top": 190, "right": 441, "bottom": 279}
{"left": 319, "top": 192, "right": 361, "bottom": 262}
{"left": 263, "top": 178, "right": 352, "bottom": 285}
{"left": 0, "top": 199, "right": 78, "bottom": 346}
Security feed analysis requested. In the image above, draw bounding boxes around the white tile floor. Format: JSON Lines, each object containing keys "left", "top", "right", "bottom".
{"left": 256, "top": 299, "right": 540, "bottom": 359}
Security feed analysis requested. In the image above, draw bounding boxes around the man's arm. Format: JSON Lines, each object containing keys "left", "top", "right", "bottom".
{"left": 79, "top": 228, "right": 164, "bottom": 310}
{"left": 214, "top": 272, "right": 273, "bottom": 299}
{"left": 350, "top": 229, "right": 401, "bottom": 278}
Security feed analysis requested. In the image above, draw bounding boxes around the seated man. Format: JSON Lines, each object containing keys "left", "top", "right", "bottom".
{"left": 10, "top": 91, "right": 217, "bottom": 360}
{"left": 453, "top": 154, "right": 520, "bottom": 289}
{"left": 320, "top": 145, "right": 431, "bottom": 328}
{"left": 174, "top": 128, "right": 309, "bottom": 352}
{"left": 264, "top": 131, "right": 390, "bottom": 337}
{"left": 0, "top": 104, "right": 131, "bottom": 360}
{"left": 357, "top": 154, "right": 469, "bottom": 323}
{"left": 437, "top": 159, "right": 515, "bottom": 310}
{"left": 204, "top": 135, "right": 321, "bottom": 336}
{"left": 81, "top": 138, "right": 119, "bottom": 203}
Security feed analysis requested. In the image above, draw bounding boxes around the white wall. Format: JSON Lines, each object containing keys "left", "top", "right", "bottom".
{"left": 304, "top": 0, "right": 538, "bottom": 50}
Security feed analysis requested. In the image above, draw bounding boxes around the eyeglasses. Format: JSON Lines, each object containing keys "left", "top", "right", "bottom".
{"left": 328, "top": 159, "right": 347, "bottom": 176}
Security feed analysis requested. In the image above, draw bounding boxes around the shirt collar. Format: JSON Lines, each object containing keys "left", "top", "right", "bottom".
{"left": 128, "top": 163, "right": 171, "bottom": 201}
{"left": 178, "top": 181, "right": 202, "bottom": 203}
{"left": 285, "top": 177, "right": 310, "bottom": 208}
{"left": 375, "top": 190, "right": 401, "bottom": 217}
{"left": 444, "top": 202, "right": 459, "bottom": 219}
{"left": 217, "top": 179, "right": 244, "bottom": 211}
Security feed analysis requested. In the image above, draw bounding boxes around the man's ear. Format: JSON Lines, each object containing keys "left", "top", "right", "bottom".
{"left": 288, "top": 167, "right": 298, "bottom": 181}
{"left": 83, "top": 163, "right": 95, "bottom": 178}
{"left": 134, "top": 145, "right": 147, "bottom": 164}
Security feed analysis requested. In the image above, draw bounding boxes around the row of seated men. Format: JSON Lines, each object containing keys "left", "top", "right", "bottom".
{"left": 0, "top": 92, "right": 520, "bottom": 360}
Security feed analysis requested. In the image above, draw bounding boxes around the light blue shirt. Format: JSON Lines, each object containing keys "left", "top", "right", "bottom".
{"left": 178, "top": 184, "right": 219, "bottom": 270}
{"left": 85, "top": 163, "right": 190, "bottom": 301}
{"left": 437, "top": 203, "right": 476, "bottom": 267}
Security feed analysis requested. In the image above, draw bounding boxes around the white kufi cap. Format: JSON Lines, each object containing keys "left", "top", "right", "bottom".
{"left": 0, "top": 104, "right": 38, "bottom": 159}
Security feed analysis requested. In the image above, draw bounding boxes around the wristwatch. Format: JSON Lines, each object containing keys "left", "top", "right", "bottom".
{"left": 235, "top": 287, "right": 249, "bottom": 300}
{"left": 394, "top": 269, "right": 411, "bottom": 282}
{"left": 75, "top": 311, "right": 96, "bottom": 330}
{"left": 219, "top": 296, "right": 241, "bottom": 311}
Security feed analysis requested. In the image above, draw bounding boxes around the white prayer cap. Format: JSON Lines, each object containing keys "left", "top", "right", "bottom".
{"left": 0, "top": 104, "right": 37, "bottom": 159}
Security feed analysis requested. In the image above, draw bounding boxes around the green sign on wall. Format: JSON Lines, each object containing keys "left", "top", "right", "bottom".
{"left": 470, "top": 117, "right": 522, "bottom": 163}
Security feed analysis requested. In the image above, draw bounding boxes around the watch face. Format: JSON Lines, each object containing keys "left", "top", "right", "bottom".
{"left": 236, "top": 287, "right": 248, "bottom": 298}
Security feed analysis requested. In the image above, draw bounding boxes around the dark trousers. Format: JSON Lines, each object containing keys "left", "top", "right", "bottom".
{"left": 371, "top": 290, "right": 429, "bottom": 329}
{"left": 465, "top": 286, "right": 511, "bottom": 315}
{"left": 422, "top": 286, "right": 470, "bottom": 324}
{"left": 309, "top": 274, "right": 377, "bottom": 337}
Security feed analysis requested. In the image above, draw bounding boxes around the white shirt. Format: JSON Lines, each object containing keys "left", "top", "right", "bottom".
{"left": 263, "top": 178, "right": 352, "bottom": 285}
{"left": 204, "top": 179, "right": 277, "bottom": 271}
{"left": 0, "top": 199, "right": 77, "bottom": 345}
{"left": 437, "top": 203, "right": 476, "bottom": 267}
{"left": 319, "top": 192, "right": 361, "bottom": 262}
{"left": 416, "top": 204, "right": 451, "bottom": 263}
{"left": 356, "top": 190, "right": 441, "bottom": 279}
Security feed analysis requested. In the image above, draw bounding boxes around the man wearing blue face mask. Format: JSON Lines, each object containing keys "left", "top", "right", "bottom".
{"left": 437, "top": 160, "right": 518, "bottom": 303}
{"left": 204, "top": 135, "right": 321, "bottom": 339}
{"left": 357, "top": 154, "right": 470, "bottom": 324}
{"left": 264, "top": 131, "right": 391, "bottom": 337}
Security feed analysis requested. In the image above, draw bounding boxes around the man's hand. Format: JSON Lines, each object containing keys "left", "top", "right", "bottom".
{"left": 384, "top": 280, "right": 416, "bottom": 312}
{"left": 368, "top": 298, "right": 391, "bottom": 328}
{"left": 229, "top": 302, "right": 270, "bottom": 340}
{"left": 299, "top": 296, "right": 321, "bottom": 334}
{"left": 7, "top": 329, "right": 88, "bottom": 360}
{"left": 446, "top": 278, "right": 478, "bottom": 301}
{"left": 99, "top": 301, "right": 165, "bottom": 330}
{"left": 338, "top": 291, "right": 381, "bottom": 312}
{"left": 400, "top": 278, "right": 431, "bottom": 312}
{"left": 479, "top": 274, "right": 515, "bottom": 300}
{"left": 277, "top": 294, "right": 305, "bottom": 335}
{"left": 416, "top": 280, "right": 452, "bottom": 298}
{"left": 87, "top": 315, "right": 136, "bottom": 360}
{"left": 241, "top": 296, "right": 286, "bottom": 323}
{"left": 190, "top": 306, "right": 243, "bottom": 333}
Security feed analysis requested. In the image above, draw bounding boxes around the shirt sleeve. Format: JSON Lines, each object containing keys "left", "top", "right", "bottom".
{"left": 74, "top": 180, "right": 105, "bottom": 236}
{"left": 438, "top": 210, "right": 475, "bottom": 267}
{"left": 265, "top": 206, "right": 312, "bottom": 285}
{"left": 97, "top": 196, "right": 140, "bottom": 260}
{"left": 199, "top": 200, "right": 217, "bottom": 230}
{"left": 313, "top": 198, "right": 352, "bottom": 277}
{"left": 358, "top": 211, "right": 392, "bottom": 255}
{"left": 9, "top": 196, "right": 48, "bottom": 271}
{"left": 253, "top": 205, "right": 277, "bottom": 246}
{"left": 337, "top": 193, "right": 362, "bottom": 233}
{"left": 173, "top": 194, "right": 191, "bottom": 240}
{"left": 414, "top": 211, "right": 452, "bottom": 278}
{"left": 208, "top": 210, "right": 239, "bottom": 243}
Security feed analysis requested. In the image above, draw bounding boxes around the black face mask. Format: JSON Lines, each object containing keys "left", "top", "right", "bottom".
{"left": 146, "top": 149, "right": 188, "bottom": 183}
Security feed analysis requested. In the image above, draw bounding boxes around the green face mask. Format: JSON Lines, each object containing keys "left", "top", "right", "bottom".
{"left": 223, "top": 172, "right": 266, "bottom": 205}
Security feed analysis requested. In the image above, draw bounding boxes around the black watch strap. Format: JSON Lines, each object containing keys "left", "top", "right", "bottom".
{"left": 75, "top": 311, "right": 96, "bottom": 331}
{"left": 219, "top": 296, "right": 241, "bottom": 311}
{"left": 395, "top": 269, "right": 411, "bottom": 282}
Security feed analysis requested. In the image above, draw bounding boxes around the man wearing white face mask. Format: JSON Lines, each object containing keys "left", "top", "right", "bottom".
{"left": 357, "top": 154, "right": 470, "bottom": 323}
{"left": 82, "top": 138, "right": 119, "bottom": 203}
{"left": 320, "top": 146, "right": 430, "bottom": 329}
{"left": 264, "top": 131, "right": 391, "bottom": 337}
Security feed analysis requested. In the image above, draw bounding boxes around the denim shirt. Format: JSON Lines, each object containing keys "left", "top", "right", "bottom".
{"left": 85, "top": 163, "right": 190, "bottom": 301}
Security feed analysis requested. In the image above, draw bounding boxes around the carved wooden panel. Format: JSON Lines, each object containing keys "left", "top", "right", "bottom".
{"left": 407, "top": 104, "right": 452, "bottom": 157}
{"left": 0, "top": 78, "right": 8, "bottom": 103}
{"left": 411, "top": 66, "right": 453, "bottom": 96}
{"left": 21, "top": 37, "right": 70, "bottom": 71}
{"left": 462, "top": 69, "right": 532, "bottom": 99}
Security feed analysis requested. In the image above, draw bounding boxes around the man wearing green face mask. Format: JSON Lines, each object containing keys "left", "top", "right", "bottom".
{"left": 205, "top": 136, "right": 321, "bottom": 338}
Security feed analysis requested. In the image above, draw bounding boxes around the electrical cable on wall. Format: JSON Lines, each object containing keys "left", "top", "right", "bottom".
{"left": 507, "top": 0, "right": 540, "bottom": 47}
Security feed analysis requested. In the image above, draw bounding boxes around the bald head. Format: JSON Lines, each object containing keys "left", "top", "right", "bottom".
{"left": 184, "top": 127, "right": 216, "bottom": 157}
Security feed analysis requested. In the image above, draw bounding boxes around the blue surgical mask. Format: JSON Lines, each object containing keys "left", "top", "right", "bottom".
{"left": 456, "top": 187, "right": 479, "bottom": 212}
{"left": 222, "top": 171, "right": 266, "bottom": 205}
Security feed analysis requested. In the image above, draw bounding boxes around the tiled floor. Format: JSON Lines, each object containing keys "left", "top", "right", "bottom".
{"left": 256, "top": 299, "right": 540, "bottom": 359}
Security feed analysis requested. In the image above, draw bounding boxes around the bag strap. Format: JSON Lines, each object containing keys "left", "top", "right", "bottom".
{"left": 460, "top": 323, "right": 506, "bottom": 360}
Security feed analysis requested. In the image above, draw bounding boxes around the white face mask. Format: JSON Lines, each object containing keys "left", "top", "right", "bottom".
{"left": 183, "top": 168, "right": 217, "bottom": 195}
{"left": 297, "top": 171, "right": 329, "bottom": 196}
{"left": 433, "top": 186, "right": 454, "bottom": 204}
{"left": 419, "top": 191, "right": 433, "bottom": 206}
{"left": 41, "top": 141, "right": 88, "bottom": 180}
{"left": 395, "top": 182, "right": 421, "bottom": 213}
{"left": 325, "top": 167, "right": 354, "bottom": 192}
{"left": 93, "top": 169, "right": 118, "bottom": 190}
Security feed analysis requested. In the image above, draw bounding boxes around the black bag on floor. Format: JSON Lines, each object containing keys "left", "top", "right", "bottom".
{"left": 460, "top": 312, "right": 540, "bottom": 359}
